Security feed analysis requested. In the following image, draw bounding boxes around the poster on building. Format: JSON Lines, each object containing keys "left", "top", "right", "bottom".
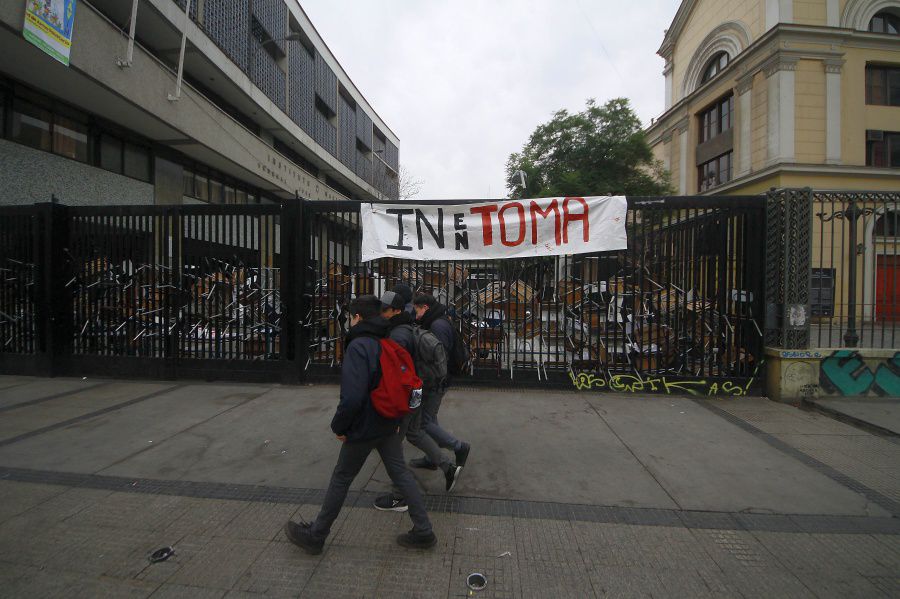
{"left": 23, "top": 0, "right": 77, "bottom": 66}
{"left": 361, "top": 196, "right": 627, "bottom": 262}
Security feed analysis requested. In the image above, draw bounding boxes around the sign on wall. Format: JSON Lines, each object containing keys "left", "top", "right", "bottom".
{"left": 23, "top": 0, "right": 77, "bottom": 66}
{"left": 361, "top": 196, "right": 627, "bottom": 262}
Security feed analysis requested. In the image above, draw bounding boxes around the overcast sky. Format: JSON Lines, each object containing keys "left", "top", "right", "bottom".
{"left": 298, "top": 0, "right": 678, "bottom": 200}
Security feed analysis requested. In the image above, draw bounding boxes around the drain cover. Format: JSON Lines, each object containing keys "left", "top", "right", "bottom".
{"left": 466, "top": 572, "right": 487, "bottom": 591}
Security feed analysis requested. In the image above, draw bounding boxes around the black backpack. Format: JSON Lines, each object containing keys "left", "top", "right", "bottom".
{"left": 448, "top": 324, "right": 471, "bottom": 376}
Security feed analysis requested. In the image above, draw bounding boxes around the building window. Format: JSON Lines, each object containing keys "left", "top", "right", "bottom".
{"left": 866, "top": 65, "right": 900, "bottom": 106}
{"left": 700, "top": 52, "right": 729, "bottom": 84}
{"left": 123, "top": 142, "right": 151, "bottom": 181}
{"left": 100, "top": 134, "right": 123, "bottom": 173}
{"left": 811, "top": 268, "right": 835, "bottom": 317}
{"left": 698, "top": 94, "right": 733, "bottom": 143}
{"left": 866, "top": 130, "right": 900, "bottom": 167}
{"left": 10, "top": 98, "right": 51, "bottom": 151}
{"left": 698, "top": 152, "right": 732, "bottom": 191}
{"left": 52, "top": 115, "right": 88, "bottom": 162}
{"left": 869, "top": 11, "right": 900, "bottom": 34}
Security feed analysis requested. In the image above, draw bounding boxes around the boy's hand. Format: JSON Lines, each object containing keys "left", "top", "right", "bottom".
{"left": 336, "top": 435, "right": 347, "bottom": 442}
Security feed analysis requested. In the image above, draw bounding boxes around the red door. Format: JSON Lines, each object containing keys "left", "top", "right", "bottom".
{"left": 876, "top": 254, "right": 900, "bottom": 321}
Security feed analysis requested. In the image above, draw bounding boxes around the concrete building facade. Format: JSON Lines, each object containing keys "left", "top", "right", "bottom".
{"left": 647, "top": 0, "right": 900, "bottom": 196}
{"left": 0, "top": 0, "right": 399, "bottom": 206}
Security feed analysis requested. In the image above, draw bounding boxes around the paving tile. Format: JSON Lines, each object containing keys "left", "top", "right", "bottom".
{"left": 452, "top": 513, "right": 516, "bottom": 557}
{"left": 373, "top": 548, "right": 453, "bottom": 599}
{"left": 866, "top": 576, "right": 900, "bottom": 596}
{"left": 148, "top": 583, "right": 227, "bottom": 598}
{"left": 573, "top": 522, "right": 644, "bottom": 567}
{"left": 448, "top": 554, "right": 518, "bottom": 599}
{"left": 219, "top": 502, "right": 303, "bottom": 541}
{"left": 164, "top": 498, "right": 248, "bottom": 538}
{"left": 327, "top": 505, "right": 404, "bottom": 549}
{"left": 516, "top": 559, "right": 594, "bottom": 599}
{"left": 301, "top": 545, "right": 387, "bottom": 598}
{"left": 68, "top": 491, "right": 191, "bottom": 532}
{"left": 514, "top": 517, "right": 580, "bottom": 563}
{"left": 6, "top": 569, "right": 159, "bottom": 598}
{"left": 0, "top": 480, "right": 67, "bottom": 523}
{"left": 810, "top": 533, "right": 900, "bottom": 577}
{"left": 234, "top": 539, "right": 319, "bottom": 597}
{"left": 167, "top": 537, "right": 268, "bottom": 590}
{"left": 42, "top": 525, "right": 164, "bottom": 578}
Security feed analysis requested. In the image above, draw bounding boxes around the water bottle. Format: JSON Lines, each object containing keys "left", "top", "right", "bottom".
{"left": 409, "top": 387, "right": 423, "bottom": 410}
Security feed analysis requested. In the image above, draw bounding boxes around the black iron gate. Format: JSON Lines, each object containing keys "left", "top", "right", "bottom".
{"left": 0, "top": 196, "right": 766, "bottom": 394}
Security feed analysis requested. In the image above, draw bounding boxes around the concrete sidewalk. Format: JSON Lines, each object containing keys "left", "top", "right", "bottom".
{"left": 1, "top": 375, "right": 899, "bottom": 597}
{"left": 806, "top": 397, "right": 900, "bottom": 437}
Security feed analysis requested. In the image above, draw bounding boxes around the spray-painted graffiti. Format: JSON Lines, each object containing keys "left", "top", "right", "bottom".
{"left": 569, "top": 370, "right": 756, "bottom": 396}
{"left": 819, "top": 351, "right": 900, "bottom": 397}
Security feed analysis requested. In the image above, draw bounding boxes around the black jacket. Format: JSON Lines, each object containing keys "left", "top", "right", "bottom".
{"left": 330, "top": 317, "right": 400, "bottom": 442}
{"left": 418, "top": 303, "right": 454, "bottom": 354}
{"left": 386, "top": 311, "right": 416, "bottom": 358}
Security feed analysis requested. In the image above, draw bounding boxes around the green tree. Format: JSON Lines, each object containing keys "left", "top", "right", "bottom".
{"left": 505, "top": 98, "right": 671, "bottom": 198}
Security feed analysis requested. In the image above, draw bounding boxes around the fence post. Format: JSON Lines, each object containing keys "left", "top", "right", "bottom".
{"left": 764, "top": 188, "right": 811, "bottom": 349}
{"left": 34, "top": 201, "right": 71, "bottom": 376}
{"left": 279, "top": 199, "right": 308, "bottom": 383}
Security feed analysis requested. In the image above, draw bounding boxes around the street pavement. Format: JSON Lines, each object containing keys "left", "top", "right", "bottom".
{"left": 0, "top": 375, "right": 899, "bottom": 598}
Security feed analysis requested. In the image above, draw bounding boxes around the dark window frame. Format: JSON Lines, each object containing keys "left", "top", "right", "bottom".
{"left": 700, "top": 52, "right": 729, "bottom": 84}
{"left": 697, "top": 151, "right": 733, "bottom": 192}
{"left": 866, "top": 130, "right": 900, "bottom": 167}
{"left": 865, "top": 64, "right": 900, "bottom": 106}
{"left": 697, "top": 94, "right": 734, "bottom": 144}
{"left": 869, "top": 11, "right": 900, "bottom": 34}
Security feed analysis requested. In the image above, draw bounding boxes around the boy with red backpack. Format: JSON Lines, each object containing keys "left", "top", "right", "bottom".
{"left": 284, "top": 295, "right": 435, "bottom": 554}
{"left": 373, "top": 291, "right": 461, "bottom": 513}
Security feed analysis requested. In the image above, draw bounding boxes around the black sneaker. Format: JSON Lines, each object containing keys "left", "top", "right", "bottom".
{"left": 410, "top": 457, "right": 438, "bottom": 470}
{"left": 283, "top": 520, "right": 324, "bottom": 555}
{"left": 455, "top": 443, "right": 471, "bottom": 468}
{"left": 374, "top": 494, "right": 408, "bottom": 512}
{"left": 397, "top": 528, "right": 437, "bottom": 549}
{"left": 444, "top": 464, "right": 462, "bottom": 492}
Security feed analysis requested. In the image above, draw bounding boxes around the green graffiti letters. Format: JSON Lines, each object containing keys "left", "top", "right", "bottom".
{"left": 570, "top": 372, "right": 750, "bottom": 396}
{"left": 819, "top": 351, "right": 900, "bottom": 397}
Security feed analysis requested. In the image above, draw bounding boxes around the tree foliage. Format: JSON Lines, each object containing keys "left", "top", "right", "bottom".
{"left": 505, "top": 98, "right": 671, "bottom": 198}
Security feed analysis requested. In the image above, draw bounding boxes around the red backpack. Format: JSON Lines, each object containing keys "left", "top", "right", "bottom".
{"left": 370, "top": 339, "right": 422, "bottom": 419}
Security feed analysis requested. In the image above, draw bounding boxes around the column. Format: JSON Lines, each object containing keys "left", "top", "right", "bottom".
{"left": 664, "top": 60, "right": 674, "bottom": 110}
{"left": 766, "top": 0, "right": 793, "bottom": 30}
{"left": 736, "top": 74, "right": 753, "bottom": 176}
{"left": 825, "top": 59, "right": 843, "bottom": 165}
{"left": 677, "top": 118, "right": 689, "bottom": 195}
{"left": 765, "top": 55, "right": 797, "bottom": 165}
{"left": 826, "top": 0, "right": 840, "bottom": 27}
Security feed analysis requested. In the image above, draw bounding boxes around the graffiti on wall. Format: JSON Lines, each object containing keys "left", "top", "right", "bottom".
{"left": 819, "top": 351, "right": 900, "bottom": 397}
{"left": 569, "top": 370, "right": 758, "bottom": 397}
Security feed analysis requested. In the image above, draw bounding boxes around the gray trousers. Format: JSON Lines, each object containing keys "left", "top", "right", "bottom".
{"left": 403, "top": 404, "right": 451, "bottom": 471}
{"left": 422, "top": 386, "right": 463, "bottom": 452}
{"left": 311, "top": 432, "right": 432, "bottom": 538}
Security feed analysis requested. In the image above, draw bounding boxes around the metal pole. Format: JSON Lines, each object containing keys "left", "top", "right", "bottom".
{"left": 116, "top": 0, "right": 140, "bottom": 67}
{"left": 844, "top": 201, "right": 860, "bottom": 347}
{"left": 168, "top": 0, "right": 191, "bottom": 102}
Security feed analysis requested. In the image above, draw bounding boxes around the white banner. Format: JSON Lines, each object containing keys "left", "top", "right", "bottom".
{"left": 361, "top": 196, "right": 627, "bottom": 262}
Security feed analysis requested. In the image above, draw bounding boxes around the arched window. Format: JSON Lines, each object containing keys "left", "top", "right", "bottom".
{"left": 701, "top": 52, "right": 729, "bottom": 84}
{"left": 869, "top": 10, "right": 900, "bottom": 34}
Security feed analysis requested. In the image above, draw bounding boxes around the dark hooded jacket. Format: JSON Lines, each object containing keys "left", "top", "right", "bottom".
{"left": 417, "top": 302, "right": 454, "bottom": 354}
{"left": 330, "top": 316, "right": 401, "bottom": 442}
{"left": 386, "top": 311, "right": 416, "bottom": 358}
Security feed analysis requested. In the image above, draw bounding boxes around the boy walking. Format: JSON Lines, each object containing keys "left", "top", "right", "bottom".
{"left": 410, "top": 294, "right": 471, "bottom": 471}
{"left": 374, "top": 291, "right": 460, "bottom": 512}
{"left": 284, "top": 295, "right": 436, "bottom": 554}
